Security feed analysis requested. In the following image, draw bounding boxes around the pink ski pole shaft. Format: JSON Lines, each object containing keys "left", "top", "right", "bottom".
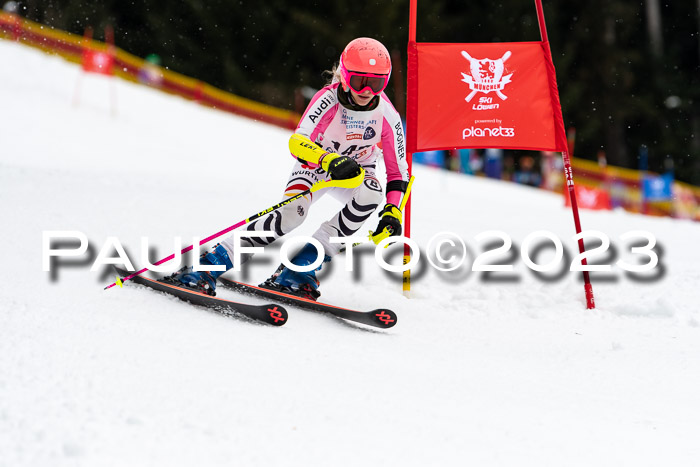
{"left": 105, "top": 170, "right": 365, "bottom": 290}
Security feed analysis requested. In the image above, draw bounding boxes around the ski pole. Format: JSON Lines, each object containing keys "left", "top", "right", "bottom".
{"left": 105, "top": 168, "right": 365, "bottom": 290}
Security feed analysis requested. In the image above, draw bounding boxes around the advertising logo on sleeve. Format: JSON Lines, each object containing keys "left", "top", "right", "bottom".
{"left": 395, "top": 121, "right": 405, "bottom": 160}
{"left": 414, "top": 42, "right": 566, "bottom": 152}
{"left": 308, "top": 94, "right": 335, "bottom": 124}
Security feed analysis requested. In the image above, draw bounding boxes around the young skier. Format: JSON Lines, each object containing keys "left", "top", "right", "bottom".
{"left": 169, "top": 37, "right": 410, "bottom": 300}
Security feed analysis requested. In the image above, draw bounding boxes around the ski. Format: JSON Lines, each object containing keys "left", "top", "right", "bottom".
{"left": 218, "top": 277, "right": 397, "bottom": 329}
{"left": 113, "top": 267, "right": 288, "bottom": 326}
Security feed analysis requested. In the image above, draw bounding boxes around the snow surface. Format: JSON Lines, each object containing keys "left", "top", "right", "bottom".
{"left": 2, "top": 40, "right": 700, "bottom": 467}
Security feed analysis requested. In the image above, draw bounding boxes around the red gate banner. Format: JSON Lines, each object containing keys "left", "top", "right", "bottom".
{"left": 413, "top": 42, "right": 567, "bottom": 153}
{"left": 80, "top": 26, "right": 115, "bottom": 76}
{"left": 82, "top": 48, "right": 114, "bottom": 75}
{"left": 564, "top": 185, "right": 612, "bottom": 211}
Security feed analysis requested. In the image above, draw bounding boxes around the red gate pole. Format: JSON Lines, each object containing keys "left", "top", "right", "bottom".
{"left": 534, "top": 0, "right": 595, "bottom": 309}
{"left": 72, "top": 27, "right": 93, "bottom": 108}
{"left": 105, "top": 25, "right": 117, "bottom": 117}
{"left": 403, "top": 0, "right": 419, "bottom": 295}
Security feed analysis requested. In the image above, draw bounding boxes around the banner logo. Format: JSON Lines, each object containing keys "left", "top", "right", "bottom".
{"left": 460, "top": 50, "right": 513, "bottom": 102}
{"left": 462, "top": 126, "right": 515, "bottom": 139}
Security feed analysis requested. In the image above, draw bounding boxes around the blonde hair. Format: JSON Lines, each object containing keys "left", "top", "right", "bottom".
{"left": 324, "top": 63, "right": 343, "bottom": 86}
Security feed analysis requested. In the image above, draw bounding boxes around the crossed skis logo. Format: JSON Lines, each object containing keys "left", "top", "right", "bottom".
{"left": 375, "top": 310, "right": 395, "bottom": 325}
{"left": 268, "top": 306, "right": 286, "bottom": 323}
{"left": 460, "top": 50, "right": 513, "bottom": 102}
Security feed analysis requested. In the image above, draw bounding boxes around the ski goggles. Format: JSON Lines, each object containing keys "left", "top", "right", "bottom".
{"left": 341, "top": 69, "right": 389, "bottom": 95}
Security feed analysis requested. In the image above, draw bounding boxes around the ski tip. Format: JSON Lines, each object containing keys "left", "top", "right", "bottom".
{"left": 265, "top": 305, "right": 288, "bottom": 326}
{"left": 370, "top": 309, "right": 398, "bottom": 328}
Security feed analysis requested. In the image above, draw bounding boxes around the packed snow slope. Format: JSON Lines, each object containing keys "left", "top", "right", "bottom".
{"left": 2, "top": 40, "right": 700, "bottom": 467}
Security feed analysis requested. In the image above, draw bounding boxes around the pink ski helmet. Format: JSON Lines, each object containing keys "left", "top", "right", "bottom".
{"left": 338, "top": 37, "right": 392, "bottom": 95}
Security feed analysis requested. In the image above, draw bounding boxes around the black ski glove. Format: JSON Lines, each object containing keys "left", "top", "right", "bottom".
{"left": 322, "top": 154, "right": 361, "bottom": 180}
{"left": 375, "top": 203, "right": 403, "bottom": 237}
